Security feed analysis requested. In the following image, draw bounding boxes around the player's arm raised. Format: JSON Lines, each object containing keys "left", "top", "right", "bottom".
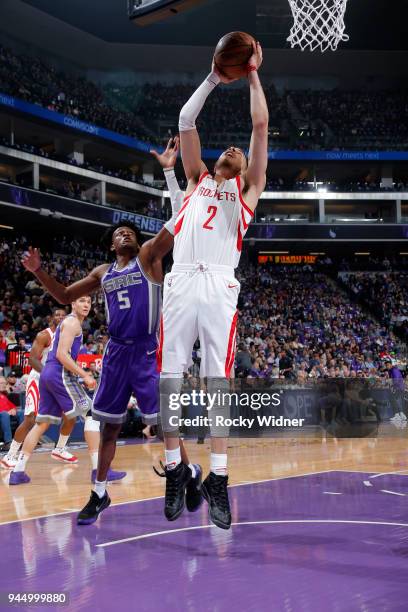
{"left": 140, "top": 137, "right": 183, "bottom": 273}
{"left": 56, "top": 318, "right": 95, "bottom": 389}
{"left": 22, "top": 247, "right": 107, "bottom": 304}
{"left": 28, "top": 329, "right": 53, "bottom": 373}
{"left": 243, "top": 42, "right": 268, "bottom": 211}
{"left": 178, "top": 64, "right": 234, "bottom": 190}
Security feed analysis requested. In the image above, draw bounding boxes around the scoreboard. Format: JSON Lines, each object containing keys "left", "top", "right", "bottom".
{"left": 258, "top": 255, "right": 318, "bottom": 264}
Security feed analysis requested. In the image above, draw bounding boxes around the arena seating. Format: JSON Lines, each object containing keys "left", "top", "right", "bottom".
{"left": 1, "top": 235, "right": 405, "bottom": 380}
{"left": 2, "top": 44, "right": 408, "bottom": 152}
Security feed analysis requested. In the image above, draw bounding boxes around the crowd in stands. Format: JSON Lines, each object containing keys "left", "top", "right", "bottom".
{"left": 0, "top": 236, "right": 108, "bottom": 364}
{"left": 290, "top": 89, "right": 408, "bottom": 151}
{"left": 0, "top": 234, "right": 405, "bottom": 388}
{"left": 234, "top": 265, "right": 405, "bottom": 381}
{"left": 2, "top": 44, "right": 408, "bottom": 152}
{"left": 340, "top": 271, "right": 408, "bottom": 342}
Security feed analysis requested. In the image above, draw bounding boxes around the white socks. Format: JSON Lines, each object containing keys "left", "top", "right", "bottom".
{"left": 210, "top": 453, "right": 228, "bottom": 476}
{"left": 7, "top": 439, "right": 22, "bottom": 458}
{"left": 13, "top": 452, "right": 30, "bottom": 473}
{"left": 94, "top": 480, "right": 106, "bottom": 499}
{"left": 90, "top": 451, "right": 98, "bottom": 470}
{"left": 165, "top": 447, "right": 181, "bottom": 470}
{"left": 55, "top": 433, "right": 69, "bottom": 451}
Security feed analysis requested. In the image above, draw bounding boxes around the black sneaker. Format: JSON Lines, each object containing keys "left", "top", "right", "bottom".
{"left": 77, "top": 491, "right": 111, "bottom": 525}
{"left": 186, "top": 464, "right": 203, "bottom": 512}
{"left": 201, "top": 472, "right": 231, "bottom": 530}
{"left": 164, "top": 462, "right": 191, "bottom": 521}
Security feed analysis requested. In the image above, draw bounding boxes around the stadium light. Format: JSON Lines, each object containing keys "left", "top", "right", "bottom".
{"left": 354, "top": 252, "right": 370, "bottom": 255}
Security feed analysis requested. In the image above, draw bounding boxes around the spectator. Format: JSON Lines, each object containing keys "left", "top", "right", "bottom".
{"left": 0, "top": 376, "right": 24, "bottom": 451}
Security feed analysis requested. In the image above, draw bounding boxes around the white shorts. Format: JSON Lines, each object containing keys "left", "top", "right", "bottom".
{"left": 25, "top": 373, "right": 40, "bottom": 416}
{"left": 158, "top": 263, "right": 239, "bottom": 377}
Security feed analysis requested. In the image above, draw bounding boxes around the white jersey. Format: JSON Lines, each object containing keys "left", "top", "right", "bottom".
{"left": 173, "top": 172, "right": 253, "bottom": 268}
{"left": 26, "top": 328, "right": 54, "bottom": 383}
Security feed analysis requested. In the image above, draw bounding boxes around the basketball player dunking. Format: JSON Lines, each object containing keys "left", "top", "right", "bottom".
{"left": 159, "top": 41, "right": 268, "bottom": 529}
{"left": 21, "top": 140, "right": 201, "bottom": 523}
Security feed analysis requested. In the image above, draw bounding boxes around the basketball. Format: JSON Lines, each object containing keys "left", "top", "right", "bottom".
{"left": 214, "top": 31, "right": 255, "bottom": 79}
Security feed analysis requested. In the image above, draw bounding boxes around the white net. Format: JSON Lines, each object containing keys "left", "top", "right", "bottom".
{"left": 286, "top": 0, "right": 349, "bottom": 52}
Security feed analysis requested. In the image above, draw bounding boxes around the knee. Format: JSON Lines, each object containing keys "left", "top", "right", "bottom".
{"left": 84, "top": 417, "right": 100, "bottom": 433}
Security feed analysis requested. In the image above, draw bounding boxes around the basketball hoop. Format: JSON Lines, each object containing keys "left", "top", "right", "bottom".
{"left": 286, "top": 0, "right": 349, "bottom": 52}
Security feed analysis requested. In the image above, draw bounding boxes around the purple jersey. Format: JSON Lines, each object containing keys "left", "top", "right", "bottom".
{"left": 45, "top": 315, "right": 83, "bottom": 368}
{"left": 102, "top": 257, "right": 161, "bottom": 340}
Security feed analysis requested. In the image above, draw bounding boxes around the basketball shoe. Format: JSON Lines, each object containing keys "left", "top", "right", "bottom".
{"left": 164, "top": 462, "right": 191, "bottom": 521}
{"left": 201, "top": 472, "right": 231, "bottom": 530}
{"left": 77, "top": 491, "right": 111, "bottom": 525}
{"left": 51, "top": 448, "right": 78, "bottom": 463}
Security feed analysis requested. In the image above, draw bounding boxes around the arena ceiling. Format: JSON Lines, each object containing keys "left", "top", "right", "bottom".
{"left": 19, "top": 0, "right": 408, "bottom": 50}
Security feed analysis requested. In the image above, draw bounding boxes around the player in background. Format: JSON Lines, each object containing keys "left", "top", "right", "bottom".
{"left": 0, "top": 308, "right": 80, "bottom": 468}
{"left": 21, "top": 138, "right": 201, "bottom": 524}
{"left": 9, "top": 296, "right": 96, "bottom": 484}
{"left": 159, "top": 41, "right": 268, "bottom": 529}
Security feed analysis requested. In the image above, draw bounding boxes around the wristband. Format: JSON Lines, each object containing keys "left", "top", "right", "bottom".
{"left": 207, "top": 71, "right": 221, "bottom": 87}
{"left": 247, "top": 64, "right": 258, "bottom": 75}
{"left": 163, "top": 168, "right": 176, "bottom": 177}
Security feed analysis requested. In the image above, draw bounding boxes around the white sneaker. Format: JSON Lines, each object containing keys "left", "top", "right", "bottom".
{"left": 51, "top": 448, "right": 79, "bottom": 464}
{"left": 390, "top": 412, "right": 407, "bottom": 430}
{"left": 0, "top": 455, "right": 17, "bottom": 469}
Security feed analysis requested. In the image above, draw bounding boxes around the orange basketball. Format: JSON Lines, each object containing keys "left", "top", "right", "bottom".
{"left": 214, "top": 31, "right": 255, "bottom": 80}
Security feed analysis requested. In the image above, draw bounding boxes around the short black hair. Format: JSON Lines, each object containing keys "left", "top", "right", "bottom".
{"left": 101, "top": 222, "right": 143, "bottom": 250}
{"left": 52, "top": 306, "right": 66, "bottom": 314}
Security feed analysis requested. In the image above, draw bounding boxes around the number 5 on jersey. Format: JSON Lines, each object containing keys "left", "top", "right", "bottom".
{"left": 117, "top": 289, "right": 130, "bottom": 309}
{"left": 203, "top": 205, "right": 218, "bottom": 230}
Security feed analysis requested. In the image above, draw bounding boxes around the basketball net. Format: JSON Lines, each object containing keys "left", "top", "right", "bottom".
{"left": 286, "top": 0, "right": 349, "bottom": 52}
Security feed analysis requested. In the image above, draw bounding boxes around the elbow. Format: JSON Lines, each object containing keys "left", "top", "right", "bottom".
{"left": 179, "top": 106, "right": 195, "bottom": 132}
{"left": 59, "top": 288, "right": 70, "bottom": 305}
{"left": 253, "top": 118, "right": 269, "bottom": 131}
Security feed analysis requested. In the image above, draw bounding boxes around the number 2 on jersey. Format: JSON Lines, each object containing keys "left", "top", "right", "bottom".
{"left": 203, "top": 205, "right": 218, "bottom": 230}
{"left": 117, "top": 289, "right": 130, "bottom": 309}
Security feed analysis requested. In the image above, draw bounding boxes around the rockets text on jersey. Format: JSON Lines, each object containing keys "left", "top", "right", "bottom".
{"left": 173, "top": 172, "right": 253, "bottom": 268}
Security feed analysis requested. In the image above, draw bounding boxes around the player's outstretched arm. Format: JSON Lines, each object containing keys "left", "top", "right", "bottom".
{"left": 28, "top": 329, "right": 52, "bottom": 373}
{"left": 178, "top": 65, "right": 233, "bottom": 187}
{"left": 22, "top": 247, "right": 107, "bottom": 304}
{"left": 56, "top": 318, "right": 96, "bottom": 389}
{"left": 243, "top": 42, "right": 268, "bottom": 211}
{"left": 151, "top": 136, "right": 184, "bottom": 218}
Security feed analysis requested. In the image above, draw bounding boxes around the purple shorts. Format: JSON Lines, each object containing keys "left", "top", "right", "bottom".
{"left": 37, "top": 364, "right": 92, "bottom": 425}
{"left": 92, "top": 336, "right": 159, "bottom": 425}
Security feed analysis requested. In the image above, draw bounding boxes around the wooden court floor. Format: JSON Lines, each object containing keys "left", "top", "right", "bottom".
{"left": 1, "top": 428, "right": 408, "bottom": 524}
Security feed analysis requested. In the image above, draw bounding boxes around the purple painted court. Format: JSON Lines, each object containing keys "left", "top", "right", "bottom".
{"left": 3, "top": 471, "right": 408, "bottom": 612}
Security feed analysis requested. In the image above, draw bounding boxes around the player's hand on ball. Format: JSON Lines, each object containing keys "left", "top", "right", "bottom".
{"left": 84, "top": 375, "right": 97, "bottom": 390}
{"left": 211, "top": 58, "right": 239, "bottom": 84}
{"left": 248, "top": 41, "right": 263, "bottom": 72}
{"left": 21, "top": 246, "right": 41, "bottom": 273}
{"left": 150, "top": 136, "right": 179, "bottom": 168}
